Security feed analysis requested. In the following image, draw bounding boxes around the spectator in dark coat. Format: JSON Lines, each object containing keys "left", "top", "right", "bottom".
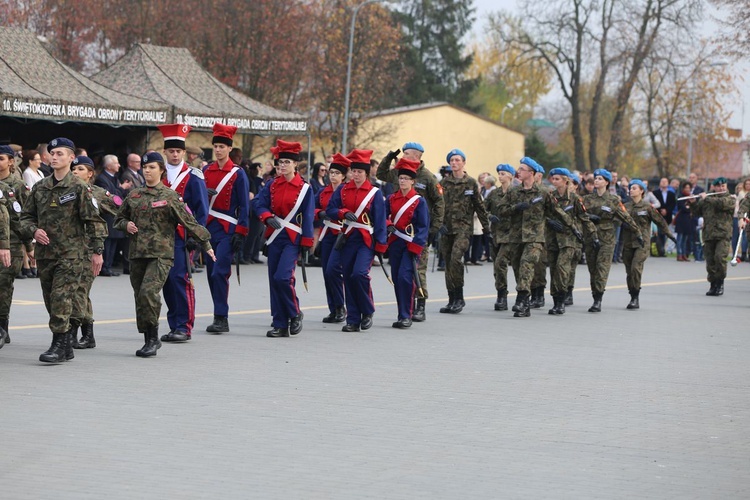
{"left": 95, "top": 154, "right": 131, "bottom": 276}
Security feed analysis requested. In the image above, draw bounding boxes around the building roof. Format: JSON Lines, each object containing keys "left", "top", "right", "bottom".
{"left": 0, "top": 27, "right": 170, "bottom": 126}
{"left": 91, "top": 44, "right": 307, "bottom": 134}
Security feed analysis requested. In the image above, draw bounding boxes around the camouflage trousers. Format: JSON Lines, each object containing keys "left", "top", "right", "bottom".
{"left": 548, "top": 245, "right": 577, "bottom": 296}
{"left": 623, "top": 245, "right": 649, "bottom": 291}
{"left": 442, "top": 233, "right": 470, "bottom": 290}
{"left": 492, "top": 243, "right": 510, "bottom": 291}
{"left": 38, "top": 258, "right": 86, "bottom": 333}
{"left": 71, "top": 262, "right": 95, "bottom": 324}
{"left": 531, "top": 251, "right": 548, "bottom": 289}
{"left": 569, "top": 246, "right": 582, "bottom": 289}
{"left": 417, "top": 240, "right": 431, "bottom": 298}
{"left": 130, "top": 258, "right": 172, "bottom": 332}
{"left": 0, "top": 248, "right": 23, "bottom": 321}
{"left": 509, "top": 242, "right": 544, "bottom": 293}
{"left": 703, "top": 239, "right": 730, "bottom": 283}
{"left": 584, "top": 239, "right": 615, "bottom": 294}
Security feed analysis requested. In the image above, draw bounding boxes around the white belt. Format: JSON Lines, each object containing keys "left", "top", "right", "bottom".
{"left": 393, "top": 229, "right": 414, "bottom": 243}
{"left": 345, "top": 221, "right": 373, "bottom": 234}
{"left": 209, "top": 209, "right": 238, "bottom": 225}
{"left": 319, "top": 220, "right": 343, "bottom": 240}
{"left": 277, "top": 216, "right": 302, "bottom": 234}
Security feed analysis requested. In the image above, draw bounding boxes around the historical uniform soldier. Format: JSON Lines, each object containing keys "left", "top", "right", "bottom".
{"left": 158, "top": 123, "right": 209, "bottom": 343}
{"left": 115, "top": 152, "right": 215, "bottom": 357}
{"left": 316, "top": 153, "right": 350, "bottom": 324}
{"left": 70, "top": 155, "right": 120, "bottom": 349}
{"left": 19, "top": 138, "right": 107, "bottom": 364}
{"left": 497, "top": 159, "right": 580, "bottom": 317}
{"left": 485, "top": 163, "right": 515, "bottom": 311}
{"left": 438, "top": 149, "right": 490, "bottom": 314}
{"left": 692, "top": 177, "right": 734, "bottom": 296}
{"left": 203, "top": 123, "right": 250, "bottom": 333}
{"left": 622, "top": 179, "right": 675, "bottom": 309}
{"left": 326, "top": 149, "right": 388, "bottom": 332}
{"left": 546, "top": 168, "right": 598, "bottom": 315}
{"left": 377, "top": 142, "right": 444, "bottom": 322}
{"left": 582, "top": 168, "right": 641, "bottom": 312}
{"left": 253, "top": 140, "right": 315, "bottom": 338}
{"left": 385, "top": 158, "right": 429, "bottom": 329}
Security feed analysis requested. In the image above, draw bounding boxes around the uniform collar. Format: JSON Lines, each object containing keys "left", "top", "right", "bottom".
{"left": 277, "top": 172, "right": 304, "bottom": 187}
{"left": 345, "top": 179, "right": 372, "bottom": 190}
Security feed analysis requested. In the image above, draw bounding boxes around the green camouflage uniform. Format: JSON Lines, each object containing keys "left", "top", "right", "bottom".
{"left": 582, "top": 191, "right": 640, "bottom": 294}
{"left": 691, "top": 192, "right": 734, "bottom": 283}
{"left": 439, "top": 174, "right": 489, "bottom": 290}
{"left": 547, "top": 190, "right": 596, "bottom": 296}
{"left": 114, "top": 183, "right": 212, "bottom": 333}
{"left": 622, "top": 199, "right": 672, "bottom": 292}
{"left": 0, "top": 187, "right": 10, "bottom": 249}
{"left": 0, "top": 179, "right": 30, "bottom": 326}
{"left": 498, "top": 183, "right": 576, "bottom": 293}
{"left": 531, "top": 183, "right": 552, "bottom": 291}
{"left": 377, "top": 157, "right": 444, "bottom": 298}
{"left": 19, "top": 172, "right": 106, "bottom": 334}
{"left": 485, "top": 185, "right": 511, "bottom": 292}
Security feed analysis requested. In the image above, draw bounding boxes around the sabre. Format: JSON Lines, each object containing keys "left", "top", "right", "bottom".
{"left": 236, "top": 256, "right": 241, "bottom": 286}
{"left": 300, "top": 249, "right": 309, "bottom": 291}
{"left": 377, "top": 252, "right": 393, "bottom": 286}
{"left": 185, "top": 243, "right": 194, "bottom": 290}
{"left": 412, "top": 255, "right": 424, "bottom": 297}
{"left": 731, "top": 213, "right": 747, "bottom": 267}
{"left": 677, "top": 192, "right": 722, "bottom": 201}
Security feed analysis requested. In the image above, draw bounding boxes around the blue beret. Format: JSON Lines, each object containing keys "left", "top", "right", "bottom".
{"left": 0, "top": 145, "right": 14, "bottom": 157}
{"left": 402, "top": 142, "right": 424, "bottom": 153}
{"left": 442, "top": 164, "right": 452, "bottom": 172}
{"left": 549, "top": 167, "right": 571, "bottom": 178}
{"left": 47, "top": 137, "right": 75, "bottom": 153}
{"left": 496, "top": 163, "right": 516, "bottom": 175}
{"left": 629, "top": 179, "right": 648, "bottom": 191}
{"left": 570, "top": 173, "right": 581, "bottom": 184}
{"left": 593, "top": 168, "right": 612, "bottom": 182}
{"left": 712, "top": 177, "right": 728, "bottom": 186}
{"left": 72, "top": 155, "right": 95, "bottom": 168}
{"left": 520, "top": 156, "right": 544, "bottom": 174}
{"left": 141, "top": 152, "right": 164, "bottom": 166}
{"left": 446, "top": 148, "right": 466, "bottom": 163}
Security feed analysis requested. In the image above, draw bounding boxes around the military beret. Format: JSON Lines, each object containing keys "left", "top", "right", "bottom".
{"left": 629, "top": 179, "right": 648, "bottom": 191}
{"left": 496, "top": 164, "right": 516, "bottom": 175}
{"left": 73, "top": 155, "right": 95, "bottom": 168}
{"left": 712, "top": 177, "right": 728, "bottom": 186}
{"left": 593, "top": 168, "right": 612, "bottom": 182}
{"left": 47, "top": 137, "right": 76, "bottom": 153}
{"left": 446, "top": 148, "right": 465, "bottom": 163}
{"left": 141, "top": 151, "right": 165, "bottom": 166}
{"left": 549, "top": 167, "right": 571, "bottom": 178}
{"left": 520, "top": 156, "right": 544, "bottom": 174}
{"left": 186, "top": 146, "right": 203, "bottom": 155}
{"left": 570, "top": 173, "right": 581, "bottom": 184}
{"left": 0, "top": 145, "right": 14, "bottom": 157}
{"left": 402, "top": 142, "right": 424, "bottom": 153}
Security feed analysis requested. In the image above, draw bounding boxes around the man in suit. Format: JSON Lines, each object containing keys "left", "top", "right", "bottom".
{"left": 120, "top": 154, "right": 146, "bottom": 189}
{"left": 95, "top": 154, "right": 131, "bottom": 275}
{"left": 653, "top": 177, "right": 677, "bottom": 256}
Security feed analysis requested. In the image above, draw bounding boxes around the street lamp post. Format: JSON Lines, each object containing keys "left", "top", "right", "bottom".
{"left": 500, "top": 102, "right": 514, "bottom": 124}
{"left": 342, "top": 0, "right": 386, "bottom": 152}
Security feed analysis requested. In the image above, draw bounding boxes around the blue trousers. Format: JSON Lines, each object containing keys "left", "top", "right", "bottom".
{"left": 389, "top": 239, "right": 416, "bottom": 320}
{"left": 163, "top": 239, "right": 195, "bottom": 334}
{"left": 205, "top": 231, "right": 232, "bottom": 316}
{"left": 267, "top": 232, "right": 301, "bottom": 328}
{"left": 320, "top": 233, "right": 344, "bottom": 314}
{"left": 336, "top": 234, "right": 375, "bottom": 325}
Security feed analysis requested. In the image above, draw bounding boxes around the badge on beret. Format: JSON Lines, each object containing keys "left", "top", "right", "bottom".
{"left": 51, "top": 139, "right": 58, "bottom": 147}
{"left": 72, "top": 158, "right": 78, "bottom": 165}
{"left": 143, "top": 155, "right": 149, "bottom": 163}
{"left": 13, "top": 201, "right": 21, "bottom": 213}
{"left": 182, "top": 125, "right": 190, "bottom": 134}
{"left": 92, "top": 198, "right": 98, "bottom": 209}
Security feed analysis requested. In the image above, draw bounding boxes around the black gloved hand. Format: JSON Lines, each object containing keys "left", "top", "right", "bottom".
{"left": 207, "top": 188, "right": 218, "bottom": 197}
{"left": 185, "top": 237, "right": 201, "bottom": 252}
{"left": 592, "top": 238, "right": 601, "bottom": 251}
{"left": 427, "top": 231, "right": 437, "bottom": 246}
{"left": 300, "top": 247, "right": 310, "bottom": 262}
{"left": 266, "top": 217, "right": 282, "bottom": 230}
{"left": 387, "top": 225, "right": 397, "bottom": 235}
{"left": 489, "top": 214, "right": 500, "bottom": 224}
{"left": 587, "top": 213, "right": 601, "bottom": 223}
{"left": 344, "top": 212, "right": 358, "bottom": 222}
{"left": 231, "top": 233, "right": 245, "bottom": 254}
{"left": 313, "top": 245, "right": 321, "bottom": 258}
{"left": 514, "top": 202, "right": 531, "bottom": 213}
{"left": 438, "top": 225, "right": 449, "bottom": 236}
{"left": 386, "top": 149, "right": 401, "bottom": 162}
{"left": 318, "top": 211, "right": 330, "bottom": 222}
{"left": 546, "top": 218, "right": 564, "bottom": 233}
{"left": 668, "top": 234, "right": 677, "bottom": 244}
{"left": 637, "top": 235, "right": 645, "bottom": 248}
{"left": 572, "top": 229, "right": 584, "bottom": 243}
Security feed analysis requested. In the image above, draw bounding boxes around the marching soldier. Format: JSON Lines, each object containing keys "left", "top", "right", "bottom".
{"left": 0, "top": 183, "right": 10, "bottom": 347}
{"left": 203, "top": 123, "right": 250, "bottom": 333}
{"left": 19, "top": 138, "right": 107, "bottom": 364}
{"left": 566, "top": 173, "right": 584, "bottom": 306}
{"left": 485, "top": 163, "right": 515, "bottom": 311}
{"left": 253, "top": 140, "right": 315, "bottom": 338}
{"left": 385, "top": 158, "right": 429, "bottom": 329}
{"left": 326, "top": 149, "right": 387, "bottom": 332}
{"left": 692, "top": 177, "right": 735, "bottom": 296}
{"left": 377, "top": 142, "right": 444, "bottom": 322}
{"left": 115, "top": 152, "right": 215, "bottom": 357}
{"left": 529, "top": 159, "right": 550, "bottom": 308}
{"left": 438, "top": 149, "right": 490, "bottom": 314}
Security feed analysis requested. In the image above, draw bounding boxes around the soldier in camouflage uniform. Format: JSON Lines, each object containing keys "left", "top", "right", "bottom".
{"left": 0, "top": 188, "right": 10, "bottom": 348}
{"left": 438, "top": 149, "right": 489, "bottom": 314}
{"left": 622, "top": 179, "right": 675, "bottom": 309}
{"left": 692, "top": 177, "right": 735, "bottom": 296}
{"left": 70, "top": 155, "right": 121, "bottom": 349}
{"left": 0, "top": 144, "right": 32, "bottom": 346}
{"left": 566, "top": 174, "right": 584, "bottom": 306}
{"left": 497, "top": 158, "right": 581, "bottom": 317}
{"left": 545, "top": 168, "right": 598, "bottom": 315}
{"left": 19, "top": 138, "right": 107, "bottom": 364}
{"left": 528, "top": 160, "right": 551, "bottom": 308}
{"left": 485, "top": 164, "right": 515, "bottom": 311}
{"left": 115, "top": 152, "right": 215, "bottom": 358}
{"left": 582, "top": 168, "right": 641, "bottom": 312}
{"left": 377, "top": 142, "right": 444, "bottom": 321}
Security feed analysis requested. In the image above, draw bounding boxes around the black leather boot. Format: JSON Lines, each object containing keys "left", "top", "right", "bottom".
{"left": 513, "top": 292, "right": 531, "bottom": 317}
{"left": 323, "top": 306, "right": 346, "bottom": 323}
{"left": 0, "top": 318, "right": 7, "bottom": 349}
{"left": 706, "top": 282, "right": 719, "bottom": 296}
{"left": 564, "top": 287, "right": 574, "bottom": 306}
{"left": 65, "top": 329, "right": 75, "bottom": 360}
{"left": 341, "top": 323, "right": 360, "bottom": 332}
{"left": 75, "top": 322, "right": 96, "bottom": 348}
{"left": 361, "top": 314, "right": 373, "bottom": 330}
{"left": 0, "top": 318, "right": 9, "bottom": 345}
{"left": 548, "top": 294, "right": 564, "bottom": 315}
{"left": 39, "top": 333, "right": 67, "bottom": 363}
{"left": 626, "top": 289, "right": 640, "bottom": 310}
{"left": 69, "top": 322, "right": 80, "bottom": 349}
{"left": 716, "top": 280, "right": 724, "bottom": 296}
{"left": 588, "top": 292, "right": 603, "bottom": 312}
{"left": 534, "top": 287, "right": 545, "bottom": 308}
{"left": 136, "top": 327, "right": 162, "bottom": 357}
{"left": 455, "top": 287, "right": 466, "bottom": 310}
{"left": 206, "top": 315, "right": 229, "bottom": 333}
{"left": 494, "top": 289, "right": 508, "bottom": 311}
{"left": 391, "top": 318, "right": 412, "bottom": 329}
{"left": 290, "top": 312, "right": 304, "bottom": 335}
{"left": 267, "top": 327, "right": 290, "bottom": 337}
{"left": 439, "top": 290, "right": 456, "bottom": 313}
{"left": 412, "top": 298, "right": 426, "bottom": 322}
{"left": 511, "top": 292, "right": 522, "bottom": 312}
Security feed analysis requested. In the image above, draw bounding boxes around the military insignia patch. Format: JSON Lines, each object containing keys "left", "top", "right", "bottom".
{"left": 59, "top": 192, "right": 77, "bottom": 204}
{"left": 92, "top": 198, "right": 99, "bottom": 209}
{"left": 437, "top": 184, "right": 443, "bottom": 195}
{"left": 151, "top": 200, "right": 168, "bottom": 208}
{"left": 13, "top": 201, "right": 21, "bottom": 213}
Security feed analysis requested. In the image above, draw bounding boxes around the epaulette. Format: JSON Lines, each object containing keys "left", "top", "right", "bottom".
{"left": 190, "top": 166, "right": 205, "bottom": 179}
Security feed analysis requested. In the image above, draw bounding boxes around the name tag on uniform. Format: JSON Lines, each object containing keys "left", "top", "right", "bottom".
{"left": 59, "top": 193, "right": 77, "bottom": 204}
{"left": 531, "top": 196, "right": 543, "bottom": 204}
{"left": 464, "top": 190, "right": 474, "bottom": 196}
{"left": 601, "top": 206, "right": 612, "bottom": 212}
{"left": 415, "top": 182, "right": 426, "bottom": 190}
{"left": 564, "top": 205, "right": 574, "bottom": 212}
{"left": 151, "top": 200, "right": 168, "bottom": 208}
{"left": 637, "top": 210, "right": 648, "bottom": 216}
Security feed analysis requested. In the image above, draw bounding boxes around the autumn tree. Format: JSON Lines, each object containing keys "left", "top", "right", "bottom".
{"left": 711, "top": 0, "right": 750, "bottom": 57}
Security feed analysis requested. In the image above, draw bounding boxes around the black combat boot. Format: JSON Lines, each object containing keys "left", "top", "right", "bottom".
{"left": 513, "top": 292, "right": 531, "bottom": 317}
{"left": 412, "top": 298, "right": 426, "bottom": 322}
{"left": 136, "top": 327, "right": 162, "bottom": 357}
{"left": 451, "top": 287, "right": 465, "bottom": 314}
{"left": 626, "top": 289, "right": 640, "bottom": 310}
{"left": 588, "top": 292, "right": 603, "bottom": 312}
{"left": 75, "top": 322, "right": 97, "bottom": 348}
{"left": 392, "top": 318, "right": 412, "bottom": 329}
{"left": 548, "top": 294, "right": 564, "bottom": 315}
{"left": 341, "top": 323, "right": 360, "bottom": 332}
{"left": 0, "top": 318, "right": 9, "bottom": 345}
{"left": 716, "top": 280, "right": 724, "bottom": 296}
{"left": 65, "top": 328, "right": 75, "bottom": 360}
{"left": 69, "top": 321, "right": 80, "bottom": 349}
{"left": 705, "top": 282, "right": 719, "bottom": 296}
{"left": 440, "top": 290, "right": 456, "bottom": 313}
{"left": 511, "top": 293, "right": 522, "bottom": 312}
{"left": 39, "top": 333, "right": 67, "bottom": 363}
{"left": 564, "top": 287, "right": 574, "bottom": 306}
{"left": 528, "top": 288, "right": 539, "bottom": 308}
{"left": 206, "top": 315, "right": 229, "bottom": 333}
{"left": 494, "top": 289, "right": 508, "bottom": 311}
{"left": 290, "top": 312, "right": 304, "bottom": 335}
{"left": 534, "top": 287, "right": 545, "bottom": 308}
{"left": 267, "top": 327, "right": 290, "bottom": 337}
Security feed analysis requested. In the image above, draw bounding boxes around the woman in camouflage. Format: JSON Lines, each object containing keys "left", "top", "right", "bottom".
{"left": 115, "top": 152, "right": 215, "bottom": 358}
